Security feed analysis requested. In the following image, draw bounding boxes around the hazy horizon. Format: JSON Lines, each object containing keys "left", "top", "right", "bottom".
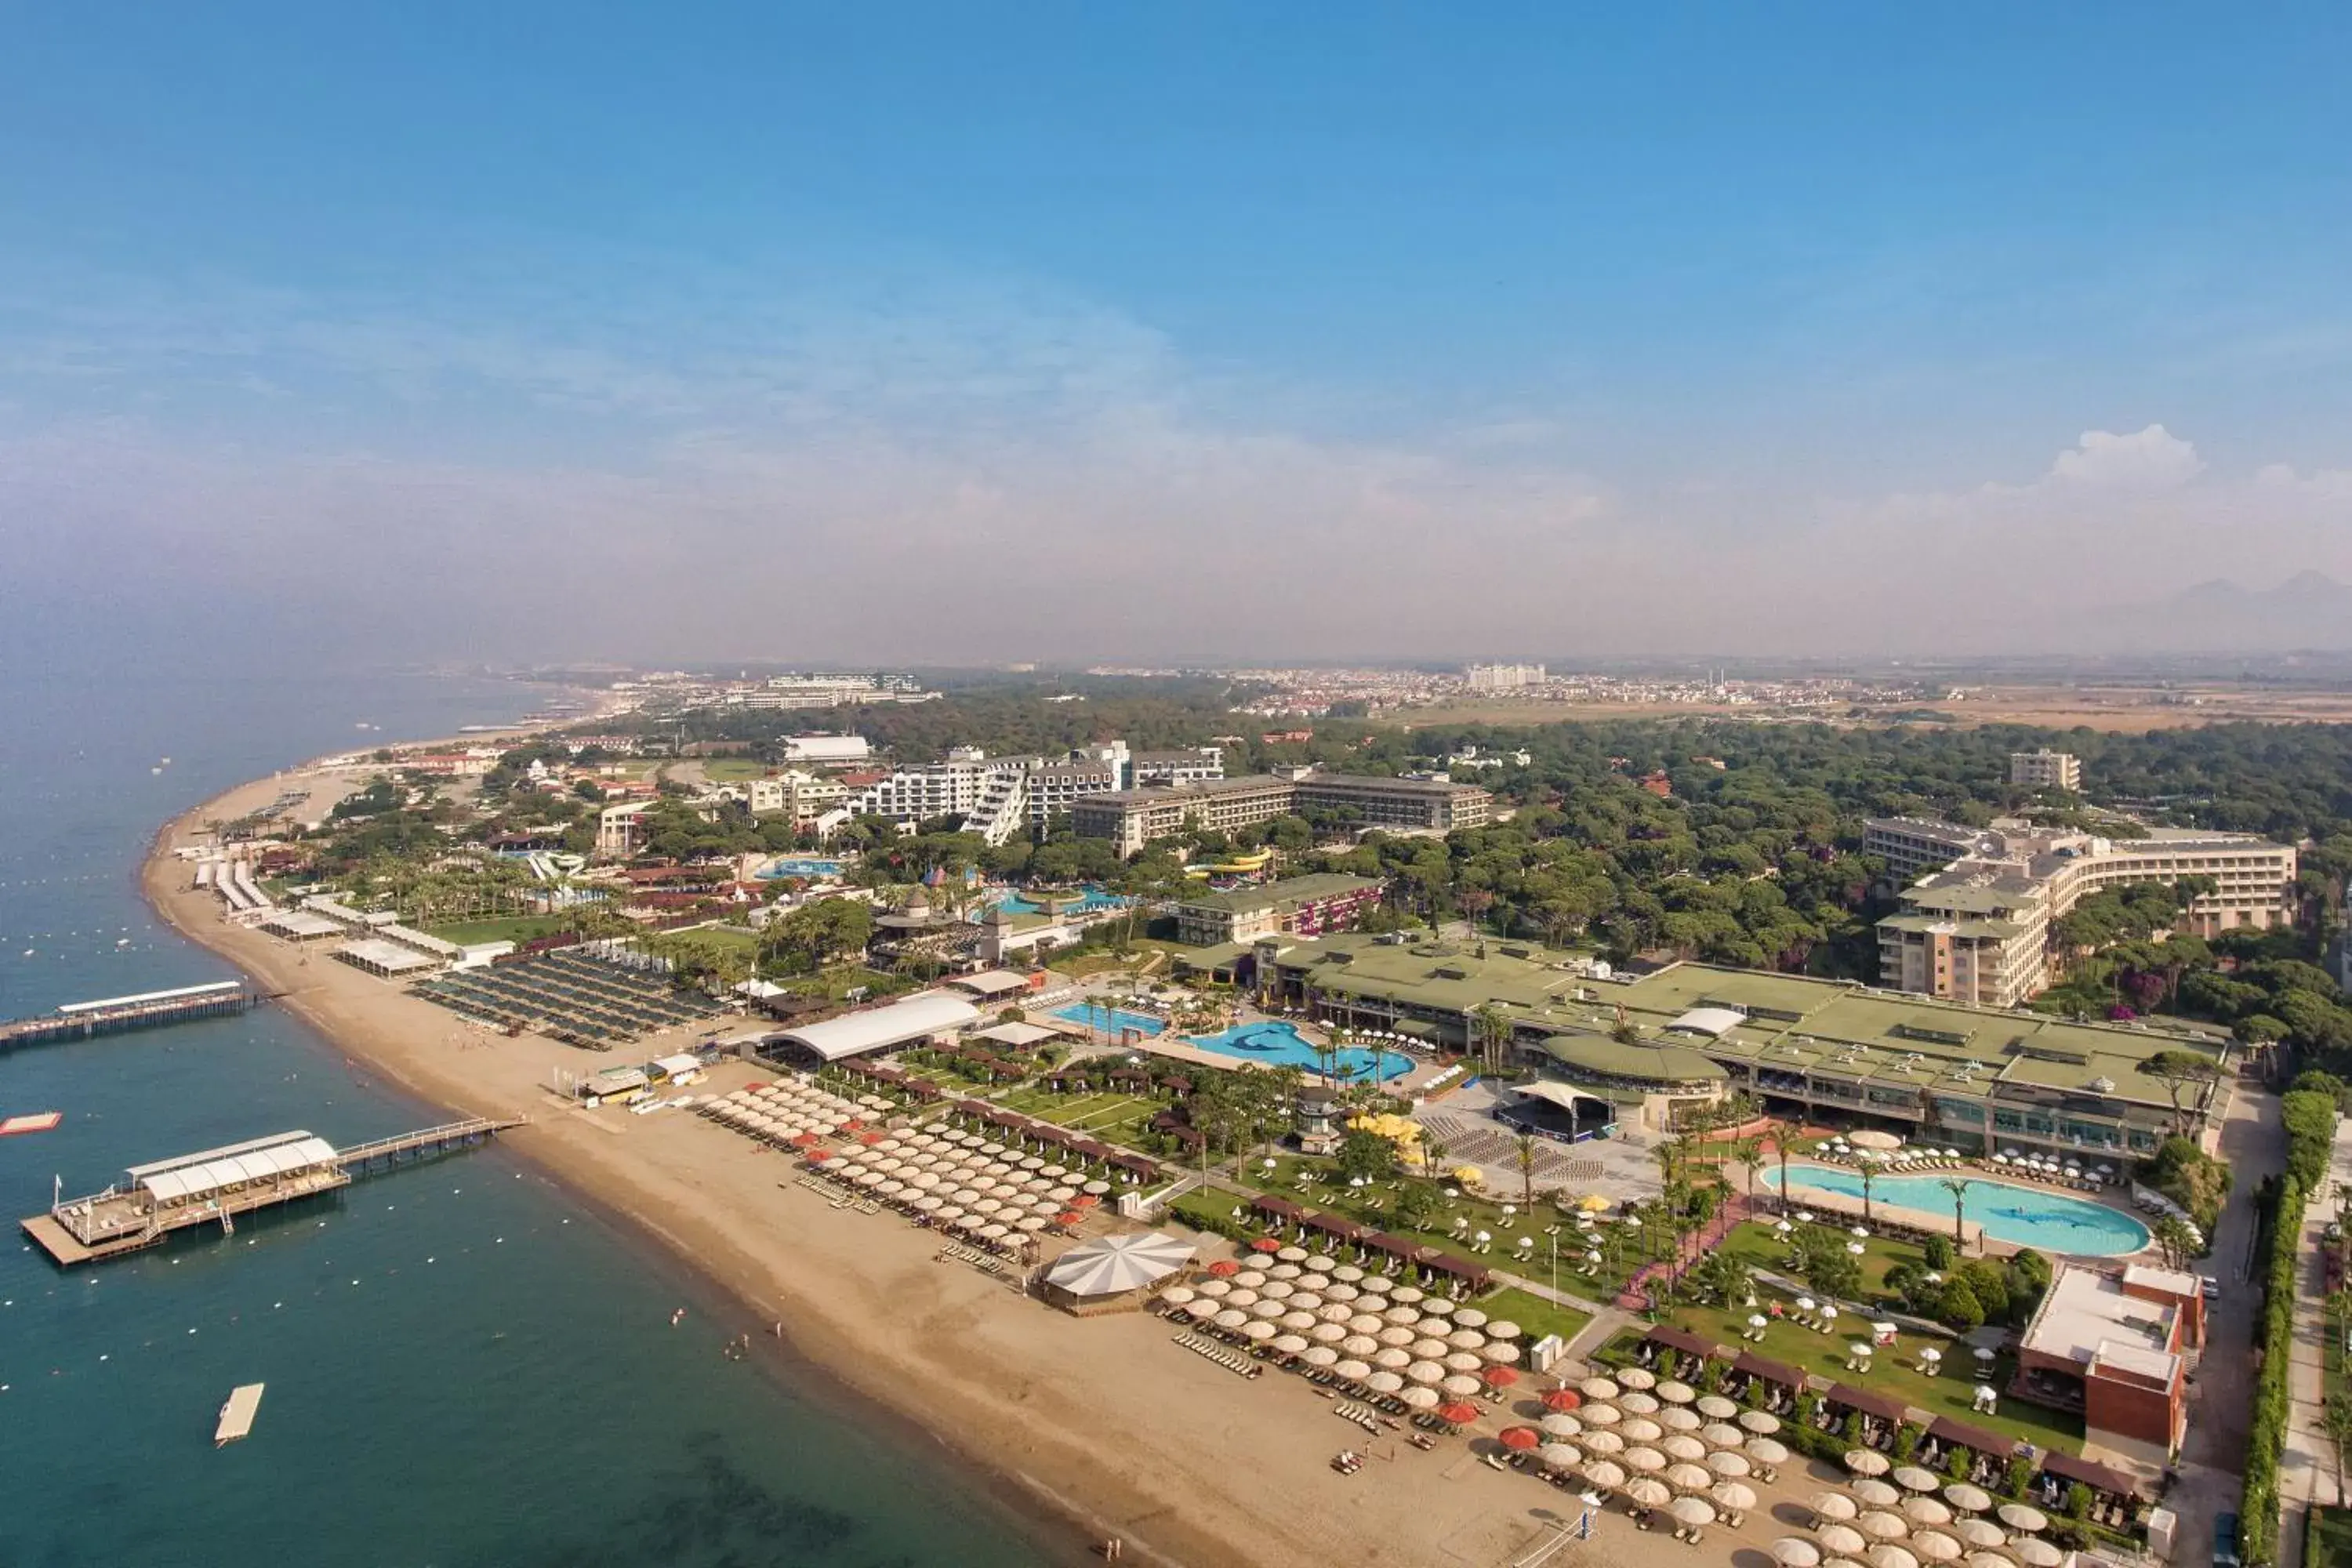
{"left": 5, "top": 8, "right": 2349, "bottom": 670}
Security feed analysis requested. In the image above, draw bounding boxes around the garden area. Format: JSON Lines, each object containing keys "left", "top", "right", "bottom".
{"left": 994, "top": 1085, "right": 1166, "bottom": 1148}
{"left": 423, "top": 914, "right": 572, "bottom": 946}
{"left": 1476, "top": 1285, "right": 1590, "bottom": 1351}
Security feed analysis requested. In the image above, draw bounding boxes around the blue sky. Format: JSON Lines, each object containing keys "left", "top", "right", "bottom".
{"left": 3, "top": 5, "right": 2347, "bottom": 662}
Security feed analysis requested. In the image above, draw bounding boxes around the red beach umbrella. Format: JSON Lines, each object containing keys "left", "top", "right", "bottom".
{"left": 1498, "top": 1426, "right": 1541, "bottom": 1451}
{"left": 1437, "top": 1401, "right": 1481, "bottom": 1426}
{"left": 804, "top": 1148, "right": 832, "bottom": 1163}
{"left": 843, "top": 1118, "right": 864, "bottom": 1131}
{"left": 1542, "top": 1388, "right": 1582, "bottom": 1412}
{"left": 1207, "top": 1260, "right": 1240, "bottom": 1278}
{"left": 1483, "top": 1367, "right": 1520, "bottom": 1389}
{"left": 1072, "top": 1194, "right": 1101, "bottom": 1209}
{"left": 790, "top": 1132, "right": 821, "bottom": 1149}
{"left": 1250, "top": 1236, "right": 1282, "bottom": 1254}
{"left": 1054, "top": 1210, "right": 1085, "bottom": 1227}
{"left": 859, "top": 1132, "right": 884, "bottom": 1146}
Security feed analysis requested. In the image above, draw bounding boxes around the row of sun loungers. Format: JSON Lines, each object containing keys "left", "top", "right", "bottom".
{"left": 1172, "top": 1330, "right": 1262, "bottom": 1378}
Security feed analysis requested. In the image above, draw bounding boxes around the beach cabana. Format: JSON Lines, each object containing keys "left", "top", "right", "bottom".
{"left": 1038, "top": 1230, "right": 1196, "bottom": 1316}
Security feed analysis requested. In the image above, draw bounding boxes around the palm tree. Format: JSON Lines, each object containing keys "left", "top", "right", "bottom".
{"left": 1857, "top": 1163, "right": 1878, "bottom": 1227}
{"left": 1472, "top": 1004, "right": 1513, "bottom": 1076}
{"left": 1515, "top": 1134, "right": 1539, "bottom": 1210}
{"left": 1730, "top": 1134, "right": 1765, "bottom": 1209}
{"left": 1940, "top": 1177, "right": 1971, "bottom": 1250}
{"left": 1776, "top": 1135, "right": 1793, "bottom": 1214}
{"left": 2326, "top": 1392, "right": 2352, "bottom": 1507}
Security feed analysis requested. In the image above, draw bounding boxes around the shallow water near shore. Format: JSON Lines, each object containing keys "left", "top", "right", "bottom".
{"left": 0, "top": 667, "right": 1062, "bottom": 1567}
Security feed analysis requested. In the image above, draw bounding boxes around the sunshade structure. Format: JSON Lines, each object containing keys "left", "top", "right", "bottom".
{"left": 1997, "top": 1505, "right": 2049, "bottom": 1534}
{"left": 1625, "top": 1477, "right": 1674, "bottom": 1509}
{"left": 1893, "top": 1466, "right": 1943, "bottom": 1494}
{"left": 1775, "top": 1539, "right": 1824, "bottom": 1566}
{"left": 1812, "top": 1493, "right": 1860, "bottom": 1523}
{"left": 1040, "top": 1230, "right": 1195, "bottom": 1308}
{"left": 1818, "top": 1525, "right": 1868, "bottom": 1558}
{"left": 1944, "top": 1484, "right": 1993, "bottom": 1515}
{"left": 1846, "top": 1450, "right": 1892, "bottom": 1476}
{"left": 1852, "top": 1479, "right": 1902, "bottom": 1509}
{"left": 2013, "top": 1541, "right": 2064, "bottom": 1568}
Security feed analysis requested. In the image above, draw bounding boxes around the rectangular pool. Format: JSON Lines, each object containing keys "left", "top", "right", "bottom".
{"left": 1051, "top": 1003, "right": 1165, "bottom": 1036}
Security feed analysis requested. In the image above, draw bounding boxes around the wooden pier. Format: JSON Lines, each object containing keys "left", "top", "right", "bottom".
{"left": 20, "top": 1116, "right": 525, "bottom": 1268}
{"left": 0, "top": 980, "right": 258, "bottom": 1051}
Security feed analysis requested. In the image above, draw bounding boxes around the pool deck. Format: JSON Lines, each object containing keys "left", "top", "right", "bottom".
{"left": 1764, "top": 1164, "right": 2152, "bottom": 1259}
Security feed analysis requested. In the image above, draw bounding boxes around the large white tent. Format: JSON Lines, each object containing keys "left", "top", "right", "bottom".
{"left": 1042, "top": 1230, "right": 1195, "bottom": 1301}
{"left": 769, "top": 993, "right": 981, "bottom": 1062}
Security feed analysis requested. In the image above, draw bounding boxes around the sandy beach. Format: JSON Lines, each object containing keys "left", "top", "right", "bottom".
{"left": 140, "top": 769, "right": 1613, "bottom": 1568}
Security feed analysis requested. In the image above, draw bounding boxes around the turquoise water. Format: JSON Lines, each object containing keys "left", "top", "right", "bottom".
{"left": 1184, "top": 1022, "right": 1411, "bottom": 1082}
{"left": 990, "top": 884, "right": 1126, "bottom": 915}
{"left": 1765, "top": 1163, "right": 2151, "bottom": 1256}
{"left": 757, "top": 857, "right": 845, "bottom": 879}
{"left": 1051, "top": 1002, "right": 1165, "bottom": 1036}
{"left": 0, "top": 665, "right": 1064, "bottom": 1568}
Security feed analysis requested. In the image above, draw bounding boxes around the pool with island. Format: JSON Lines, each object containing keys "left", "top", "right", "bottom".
{"left": 1763, "top": 1162, "right": 2151, "bottom": 1256}
{"left": 1045, "top": 1008, "right": 1413, "bottom": 1082}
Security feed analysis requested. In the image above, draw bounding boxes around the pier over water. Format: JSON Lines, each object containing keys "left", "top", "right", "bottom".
{"left": 0, "top": 980, "right": 258, "bottom": 1051}
{"left": 20, "top": 1116, "right": 524, "bottom": 1267}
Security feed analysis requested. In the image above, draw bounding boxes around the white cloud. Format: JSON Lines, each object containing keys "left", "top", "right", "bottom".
{"left": 2045, "top": 424, "right": 2203, "bottom": 489}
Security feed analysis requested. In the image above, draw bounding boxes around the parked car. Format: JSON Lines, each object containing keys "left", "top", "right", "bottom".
{"left": 2215, "top": 1509, "right": 2242, "bottom": 1568}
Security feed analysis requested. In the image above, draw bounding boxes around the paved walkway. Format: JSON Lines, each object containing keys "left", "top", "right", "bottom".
{"left": 2279, "top": 1110, "right": 2352, "bottom": 1566}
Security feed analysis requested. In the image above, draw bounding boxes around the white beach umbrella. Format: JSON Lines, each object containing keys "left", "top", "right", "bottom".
{"left": 1659, "top": 1406, "right": 1702, "bottom": 1432}
{"left": 1621, "top": 1446, "right": 1666, "bottom": 1474}
{"left": 1996, "top": 1505, "right": 2049, "bottom": 1534}
{"left": 1580, "top": 1376, "right": 1620, "bottom": 1400}
{"left": 1444, "top": 1352, "right": 1483, "bottom": 1374}
{"left": 1713, "top": 1479, "right": 1759, "bottom": 1514}
{"left": 1664, "top": 1462, "right": 1715, "bottom": 1493}
{"left": 1541, "top": 1413, "right": 1584, "bottom": 1438}
{"left": 1334, "top": 1359, "right": 1373, "bottom": 1381}
{"left": 1620, "top": 1391, "right": 1661, "bottom": 1415}
{"left": 1211, "top": 1308, "right": 1248, "bottom": 1330}
{"left": 1280, "top": 1310, "right": 1319, "bottom": 1332}
{"left": 1748, "top": 1437, "right": 1791, "bottom": 1466}
{"left": 1911, "top": 1533, "right": 1962, "bottom": 1563}
{"left": 1616, "top": 1368, "right": 1656, "bottom": 1391}
{"left": 1583, "top": 1458, "right": 1628, "bottom": 1491}
{"left": 1406, "top": 1359, "right": 1446, "bottom": 1385}
{"left": 1377, "top": 1325, "right": 1416, "bottom": 1347}
{"left": 2013, "top": 1541, "right": 2063, "bottom": 1568}
{"left": 1302, "top": 1345, "right": 1340, "bottom": 1368}
{"left": 1581, "top": 1403, "right": 1622, "bottom": 1426}
{"left": 1846, "top": 1449, "right": 1891, "bottom": 1476}
{"left": 1341, "top": 1334, "right": 1380, "bottom": 1356}
{"left": 1411, "top": 1337, "right": 1450, "bottom": 1361}
{"left": 1374, "top": 1348, "right": 1412, "bottom": 1370}
{"left": 1708, "top": 1450, "right": 1752, "bottom": 1479}
{"left": 1944, "top": 1484, "right": 1993, "bottom": 1515}
{"left": 1440, "top": 1374, "right": 1483, "bottom": 1397}
{"left": 1581, "top": 1429, "right": 1625, "bottom": 1456}
{"left": 1951, "top": 1520, "right": 2005, "bottom": 1550}
{"left": 1661, "top": 1435, "right": 1707, "bottom": 1461}
{"left": 1696, "top": 1394, "right": 1740, "bottom": 1420}
{"left": 1700, "top": 1422, "right": 1745, "bottom": 1449}
{"left": 1893, "top": 1466, "right": 1942, "bottom": 1495}
{"left": 1541, "top": 1443, "right": 1583, "bottom": 1472}
{"left": 1740, "top": 1410, "right": 1782, "bottom": 1435}
{"left": 1903, "top": 1497, "right": 1953, "bottom": 1528}
{"left": 1272, "top": 1334, "right": 1309, "bottom": 1356}
{"left": 1813, "top": 1492, "right": 1860, "bottom": 1523}
{"left": 1818, "top": 1525, "right": 1869, "bottom": 1558}
{"left": 1311, "top": 1322, "right": 1348, "bottom": 1345}
{"left": 1620, "top": 1417, "right": 1664, "bottom": 1444}
{"left": 1364, "top": 1370, "right": 1405, "bottom": 1394}
{"left": 1856, "top": 1511, "right": 1909, "bottom": 1541}
{"left": 1242, "top": 1320, "right": 1277, "bottom": 1343}
{"left": 1852, "top": 1480, "right": 1901, "bottom": 1508}
{"left": 1774, "top": 1539, "right": 1824, "bottom": 1567}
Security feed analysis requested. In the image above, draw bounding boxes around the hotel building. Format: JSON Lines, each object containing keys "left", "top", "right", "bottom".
{"left": 2016, "top": 1263, "right": 2204, "bottom": 1465}
{"left": 1868, "top": 817, "right": 2296, "bottom": 1004}
{"left": 843, "top": 743, "right": 1225, "bottom": 846}
{"left": 2010, "top": 750, "right": 2084, "bottom": 791}
{"left": 1070, "top": 772, "right": 1493, "bottom": 856}
{"left": 1173, "top": 873, "right": 1386, "bottom": 947}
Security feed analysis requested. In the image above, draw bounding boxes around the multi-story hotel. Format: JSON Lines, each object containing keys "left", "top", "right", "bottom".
{"left": 1239, "top": 932, "right": 2230, "bottom": 1159}
{"left": 1071, "top": 772, "right": 1493, "bottom": 856}
{"left": 1173, "top": 873, "right": 1385, "bottom": 947}
{"left": 744, "top": 769, "right": 849, "bottom": 825}
{"left": 2010, "top": 750, "right": 2083, "bottom": 791}
{"left": 1869, "top": 816, "right": 2297, "bottom": 1004}
{"left": 841, "top": 743, "right": 1226, "bottom": 846}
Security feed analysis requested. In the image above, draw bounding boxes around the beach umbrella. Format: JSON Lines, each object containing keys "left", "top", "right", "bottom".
{"left": 1812, "top": 1493, "right": 1860, "bottom": 1523}
{"left": 1341, "top": 1334, "right": 1380, "bottom": 1356}
{"left": 2013, "top": 1542, "right": 2063, "bottom": 1567}
{"left": 1453, "top": 1306, "right": 1488, "bottom": 1328}
{"left": 1280, "top": 1310, "right": 1319, "bottom": 1332}
{"left": 1374, "top": 1348, "right": 1411, "bottom": 1370}
{"left": 1621, "top": 1417, "right": 1664, "bottom": 1445}
{"left": 1615, "top": 1367, "right": 1656, "bottom": 1391}
{"left": 1412, "top": 1336, "right": 1451, "bottom": 1360}
{"left": 1391, "top": 1284, "right": 1425, "bottom": 1304}
{"left": 1669, "top": 1498, "right": 1717, "bottom": 1530}
{"left": 1540, "top": 1443, "right": 1582, "bottom": 1472}
{"left": 1364, "top": 1369, "right": 1405, "bottom": 1394}
{"left": 1581, "top": 1402, "right": 1621, "bottom": 1426}
{"left": 1857, "top": 1511, "right": 1909, "bottom": 1541}
{"left": 1661, "top": 1435, "right": 1708, "bottom": 1461}
{"left": 1272, "top": 1334, "right": 1309, "bottom": 1356}
{"left": 1740, "top": 1410, "right": 1782, "bottom": 1436}
{"left": 1499, "top": 1426, "right": 1541, "bottom": 1452}
{"left": 1700, "top": 1422, "right": 1745, "bottom": 1450}
{"left": 1438, "top": 1399, "right": 1481, "bottom": 1425}
{"left": 1543, "top": 1387, "right": 1582, "bottom": 1413}
{"left": 1658, "top": 1406, "right": 1702, "bottom": 1432}
{"left": 1951, "top": 1520, "right": 2004, "bottom": 1549}
{"left": 1368, "top": 1319, "right": 1406, "bottom": 1341}
{"left": 1225, "top": 1289, "right": 1260, "bottom": 1308}
{"left": 1541, "top": 1413, "right": 1583, "bottom": 1438}
{"left": 1486, "top": 1319, "right": 1522, "bottom": 1341}
{"left": 1963, "top": 1554, "right": 2013, "bottom": 1568}
{"left": 1656, "top": 1379, "right": 1697, "bottom": 1405}
{"left": 1625, "top": 1477, "right": 1674, "bottom": 1509}
{"left": 1444, "top": 1352, "right": 1483, "bottom": 1374}
{"left": 1385, "top": 1305, "right": 1422, "bottom": 1327}
{"left": 1996, "top": 1505, "right": 2048, "bottom": 1534}
{"left": 1242, "top": 1319, "right": 1279, "bottom": 1343}
{"left": 1867, "top": 1548, "right": 1920, "bottom": 1568}
{"left": 1483, "top": 1366, "right": 1519, "bottom": 1389}
{"left": 1712, "top": 1480, "right": 1759, "bottom": 1515}
{"left": 1276, "top": 1243, "right": 1308, "bottom": 1262}
{"left": 1581, "top": 1376, "right": 1621, "bottom": 1400}
{"left": 1912, "top": 1533, "right": 1962, "bottom": 1563}
{"left": 1621, "top": 1391, "right": 1661, "bottom": 1415}
{"left": 1708, "top": 1450, "right": 1752, "bottom": 1479}
{"left": 1894, "top": 1466, "right": 1942, "bottom": 1494}
{"left": 1421, "top": 1298, "right": 1455, "bottom": 1319}
{"left": 1447, "top": 1327, "right": 1486, "bottom": 1352}
{"left": 1212, "top": 1308, "right": 1248, "bottom": 1330}
{"left": 1206, "top": 1259, "right": 1239, "bottom": 1278}
{"left": 1233, "top": 1268, "right": 1266, "bottom": 1288}
{"left": 1818, "top": 1525, "right": 1869, "bottom": 1558}
{"left": 1334, "top": 1359, "right": 1372, "bottom": 1381}
{"left": 1583, "top": 1459, "right": 1628, "bottom": 1491}
{"left": 1665, "top": 1462, "right": 1715, "bottom": 1492}
{"left": 1483, "top": 1341, "right": 1522, "bottom": 1365}
{"left": 1774, "top": 1540, "right": 1825, "bottom": 1567}
{"left": 1310, "top": 1323, "right": 1348, "bottom": 1345}
{"left": 1441, "top": 1374, "right": 1484, "bottom": 1397}
{"left": 1323, "top": 1282, "right": 1358, "bottom": 1302}
{"left": 1261, "top": 1278, "right": 1295, "bottom": 1298}
{"left": 1195, "top": 1277, "right": 1232, "bottom": 1298}
{"left": 1302, "top": 1345, "right": 1340, "bottom": 1368}
{"left": 1160, "top": 1286, "right": 1196, "bottom": 1306}
{"left": 1846, "top": 1450, "right": 1892, "bottom": 1476}
{"left": 1621, "top": 1446, "right": 1666, "bottom": 1474}
{"left": 1581, "top": 1429, "right": 1625, "bottom": 1456}
{"left": 1697, "top": 1394, "right": 1740, "bottom": 1421}
{"left": 1406, "top": 1360, "right": 1446, "bottom": 1385}
{"left": 1851, "top": 1479, "right": 1901, "bottom": 1509}
{"left": 1904, "top": 1497, "right": 1953, "bottom": 1527}
{"left": 1356, "top": 1274, "right": 1391, "bottom": 1295}
{"left": 1944, "top": 1484, "right": 1993, "bottom": 1515}
{"left": 1747, "top": 1437, "right": 1791, "bottom": 1466}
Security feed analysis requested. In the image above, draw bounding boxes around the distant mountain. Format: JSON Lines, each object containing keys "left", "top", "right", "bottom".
{"left": 2100, "top": 570, "right": 2352, "bottom": 652}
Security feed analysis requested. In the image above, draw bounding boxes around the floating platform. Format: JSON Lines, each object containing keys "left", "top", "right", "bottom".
{"left": 2, "top": 1112, "right": 63, "bottom": 1137}
{"left": 21, "top": 1116, "right": 525, "bottom": 1267}
{"left": 216, "top": 1384, "right": 265, "bottom": 1446}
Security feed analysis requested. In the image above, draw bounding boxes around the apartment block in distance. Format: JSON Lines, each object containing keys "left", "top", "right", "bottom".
{"left": 1870, "top": 816, "right": 2297, "bottom": 1004}
{"left": 1071, "top": 772, "right": 1493, "bottom": 856}
{"left": 2010, "top": 750, "right": 2083, "bottom": 791}
{"left": 1174, "top": 873, "right": 1385, "bottom": 946}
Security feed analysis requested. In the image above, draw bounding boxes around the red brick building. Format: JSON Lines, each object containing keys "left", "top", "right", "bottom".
{"left": 2015, "top": 1263, "right": 2203, "bottom": 1466}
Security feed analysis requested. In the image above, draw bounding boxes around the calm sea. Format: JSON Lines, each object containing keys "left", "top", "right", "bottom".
{"left": 0, "top": 666, "right": 1061, "bottom": 1568}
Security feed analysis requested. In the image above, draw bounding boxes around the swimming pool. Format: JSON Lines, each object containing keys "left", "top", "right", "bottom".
{"left": 1183, "top": 1021, "right": 1413, "bottom": 1083}
{"left": 1051, "top": 1003, "right": 1166, "bottom": 1036}
{"left": 989, "top": 884, "right": 1127, "bottom": 916}
{"left": 757, "top": 857, "right": 846, "bottom": 879}
{"left": 1763, "top": 1163, "right": 2151, "bottom": 1257}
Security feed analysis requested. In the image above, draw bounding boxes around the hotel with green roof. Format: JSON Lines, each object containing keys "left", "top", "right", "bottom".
{"left": 1250, "top": 932, "right": 2230, "bottom": 1156}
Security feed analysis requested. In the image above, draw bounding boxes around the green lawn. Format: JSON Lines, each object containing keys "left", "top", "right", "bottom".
{"left": 1478, "top": 1286, "right": 1591, "bottom": 1349}
{"left": 423, "top": 915, "right": 569, "bottom": 946}
{"left": 995, "top": 1087, "right": 1163, "bottom": 1146}
{"left": 1715, "top": 1218, "right": 1931, "bottom": 1298}
{"left": 697, "top": 758, "right": 773, "bottom": 782}
{"left": 1621, "top": 1300, "right": 2084, "bottom": 1454}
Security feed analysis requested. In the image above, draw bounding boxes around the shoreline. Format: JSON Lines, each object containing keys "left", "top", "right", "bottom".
{"left": 138, "top": 763, "right": 1575, "bottom": 1568}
